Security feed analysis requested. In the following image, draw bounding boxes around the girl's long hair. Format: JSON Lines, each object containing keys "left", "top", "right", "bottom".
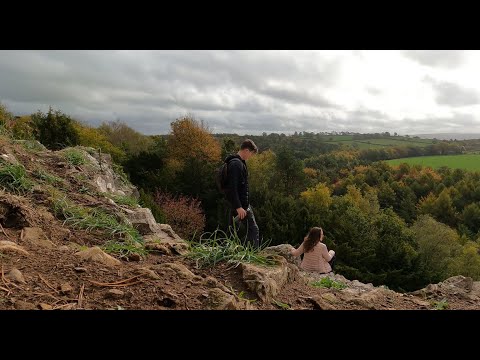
{"left": 303, "top": 227, "right": 323, "bottom": 253}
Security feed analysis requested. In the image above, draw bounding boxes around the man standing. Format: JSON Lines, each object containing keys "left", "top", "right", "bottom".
{"left": 224, "top": 139, "right": 259, "bottom": 248}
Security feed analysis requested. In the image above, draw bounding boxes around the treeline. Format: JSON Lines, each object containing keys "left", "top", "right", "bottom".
{"left": 2, "top": 102, "right": 480, "bottom": 292}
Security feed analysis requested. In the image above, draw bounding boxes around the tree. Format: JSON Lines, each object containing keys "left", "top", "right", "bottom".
{"left": 98, "top": 120, "right": 152, "bottom": 156}
{"left": 167, "top": 115, "right": 221, "bottom": 166}
{"left": 74, "top": 121, "right": 126, "bottom": 163}
{"left": 274, "top": 146, "right": 306, "bottom": 197}
{"left": 411, "top": 215, "right": 461, "bottom": 284}
{"left": 247, "top": 150, "right": 277, "bottom": 194}
{"left": 221, "top": 137, "right": 237, "bottom": 159}
{"left": 0, "top": 102, "right": 13, "bottom": 127}
{"left": 461, "top": 203, "right": 480, "bottom": 235}
{"left": 448, "top": 241, "right": 480, "bottom": 280}
{"left": 10, "top": 115, "right": 35, "bottom": 140}
{"left": 300, "top": 182, "right": 332, "bottom": 219}
{"left": 31, "top": 107, "right": 80, "bottom": 150}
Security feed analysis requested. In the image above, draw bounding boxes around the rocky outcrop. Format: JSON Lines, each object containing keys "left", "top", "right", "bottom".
{"left": 412, "top": 275, "right": 480, "bottom": 302}
{"left": 242, "top": 254, "right": 299, "bottom": 303}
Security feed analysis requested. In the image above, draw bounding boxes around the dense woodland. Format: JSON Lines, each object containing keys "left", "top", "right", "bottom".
{"left": 2, "top": 102, "right": 480, "bottom": 292}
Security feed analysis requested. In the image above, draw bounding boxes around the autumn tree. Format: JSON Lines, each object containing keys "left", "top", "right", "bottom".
{"left": 10, "top": 115, "right": 35, "bottom": 140}
{"left": 0, "top": 102, "right": 13, "bottom": 127}
{"left": 247, "top": 150, "right": 277, "bottom": 195}
{"left": 98, "top": 120, "right": 153, "bottom": 156}
{"left": 297, "top": 182, "right": 331, "bottom": 230}
{"left": 167, "top": 115, "right": 221, "bottom": 166}
{"left": 73, "top": 121, "right": 126, "bottom": 163}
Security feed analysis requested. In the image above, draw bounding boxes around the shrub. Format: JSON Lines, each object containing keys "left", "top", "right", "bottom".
{"left": 154, "top": 190, "right": 206, "bottom": 240}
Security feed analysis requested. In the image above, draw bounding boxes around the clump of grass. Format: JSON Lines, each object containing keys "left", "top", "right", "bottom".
{"left": 186, "top": 228, "right": 277, "bottom": 269}
{"left": 237, "top": 290, "right": 257, "bottom": 304}
{"left": 63, "top": 149, "right": 86, "bottom": 166}
{"left": 272, "top": 299, "right": 290, "bottom": 309}
{"left": 310, "top": 277, "right": 347, "bottom": 290}
{"left": 14, "top": 140, "right": 46, "bottom": 152}
{"left": 34, "top": 169, "right": 64, "bottom": 185}
{"left": 103, "top": 240, "right": 148, "bottom": 260}
{"left": 51, "top": 195, "right": 145, "bottom": 258}
{"left": 107, "top": 194, "right": 138, "bottom": 207}
{"left": 432, "top": 299, "right": 449, "bottom": 310}
{"left": 111, "top": 163, "right": 130, "bottom": 185}
{"left": 0, "top": 161, "right": 34, "bottom": 194}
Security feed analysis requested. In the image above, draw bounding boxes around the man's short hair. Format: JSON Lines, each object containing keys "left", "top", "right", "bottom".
{"left": 240, "top": 139, "right": 258, "bottom": 153}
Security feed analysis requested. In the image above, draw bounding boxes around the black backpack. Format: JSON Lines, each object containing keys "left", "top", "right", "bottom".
{"left": 215, "top": 158, "right": 239, "bottom": 193}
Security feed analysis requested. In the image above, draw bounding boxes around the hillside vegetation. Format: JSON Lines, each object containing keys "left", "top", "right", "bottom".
{"left": 2, "top": 102, "right": 480, "bottom": 296}
{"left": 1, "top": 135, "right": 479, "bottom": 310}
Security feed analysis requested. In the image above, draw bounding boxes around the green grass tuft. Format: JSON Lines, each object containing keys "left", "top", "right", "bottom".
{"left": 63, "top": 149, "right": 86, "bottom": 166}
{"left": 186, "top": 228, "right": 277, "bottom": 269}
{"left": 51, "top": 195, "right": 146, "bottom": 258}
{"left": 0, "top": 161, "right": 34, "bottom": 194}
{"left": 310, "top": 277, "right": 347, "bottom": 290}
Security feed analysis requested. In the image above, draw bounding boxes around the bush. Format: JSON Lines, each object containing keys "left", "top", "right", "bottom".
{"left": 154, "top": 190, "right": 206, "bottom": 240}
{"left": 31, "top": 107, "right": 80, "bottom": 150}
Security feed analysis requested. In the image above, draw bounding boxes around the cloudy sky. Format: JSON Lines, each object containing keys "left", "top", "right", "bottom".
{"left": 1, "top": 50, "right": 480, "bottom": 136}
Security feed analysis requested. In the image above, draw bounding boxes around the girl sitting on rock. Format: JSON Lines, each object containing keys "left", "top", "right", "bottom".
{"left": 290, "top": 227, "right": 336, "bottom": 273}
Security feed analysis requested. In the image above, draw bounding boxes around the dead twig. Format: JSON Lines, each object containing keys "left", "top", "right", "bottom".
{"left": 1, "top": 266, "right": 11, "bottom": 291}
{"left": 0, "top": 222, "right": 11, "bottom": 240}
{"left": 86, "top": 275, "right": 142, "bottom": 286}
{"left": 38, "top": 273, "right": 60, "bottom": 294}
{"left": 183, "top": 293, "right": 189, "bottom": 310}
{"left": 5, "top": 281, "right": 21, "bottom": 289}
{"left": 108, "top": 275, "right": 143, "bottom": 285}
{"left": 20, "top": 229, "right": 24, "bottom": 241}
{"left": 53, "top": 303, "right": 76, "bottom": 310}
{"left": 32, "top": 292, "right": 63, "bottom": 302}
{"left": 78, "top": 283, "right": 84, "bottom": 308}
{"left": 0, "top": 285, "right": 11, "bottom": 293}
{"left": 87, "top": 279, "right": 142, "bottom": 287}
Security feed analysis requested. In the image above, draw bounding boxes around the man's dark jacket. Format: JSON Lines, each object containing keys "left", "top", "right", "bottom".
{"left": 224, "top": 154, "right": 249, "bottom": 210}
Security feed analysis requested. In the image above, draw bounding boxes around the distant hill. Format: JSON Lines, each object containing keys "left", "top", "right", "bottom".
{"left": 415, "top": 133, "right": 480, "bottom": 140}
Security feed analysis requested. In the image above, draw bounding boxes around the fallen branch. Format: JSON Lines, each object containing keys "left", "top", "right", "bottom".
{"left": 0, "top": 222, "right": 11, "bottom": 240}
{"left": 86, "top": 275, "right": 142, "bottom": 286}
{"left": 78, "top": 283, "right": 84, "bottom": 308}
{"left": 53, "top": 303, "right": 76, "bottom": 310}
{"left": 32, "top": 292, "right": 62, "bottom": 302}
{"left": 38, "top": 273, "right": 59, "bottom": 294}
{"left": 183, "top": 293, "right": 189, "bottom": 310}
{"left": 87, "top": 279, "right": 142, "bottom": 287}
{"left": 1, "top": 265, "right": 11, "bottom": 291}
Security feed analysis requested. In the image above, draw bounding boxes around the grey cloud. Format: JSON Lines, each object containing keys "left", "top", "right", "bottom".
{"left": 402, "top": 50, "right": 465, "bottom": 68}
{"left": 400, "top": 113, "right": 479, "bottom": 134}
{"left": 2, "top": 50, "right": 480, "bottom": 136}
{"left": 424, "top": 77, "right": 480, "bottom": 107}
{"left": 258, "top": 85, "right": 334, "bottom": 108}
{"left": 366, "top": 87, "right": 382, "bottom": 96}
{"left": 0, "top": 50, "right": 344, "bottom": 135}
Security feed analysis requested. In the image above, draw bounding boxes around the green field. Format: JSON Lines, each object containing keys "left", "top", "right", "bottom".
{"left": 386, "top": 154, "right": 480, "bottom": 171}
{"left": 324, "top": 136, "right": 434, "bottom": 149}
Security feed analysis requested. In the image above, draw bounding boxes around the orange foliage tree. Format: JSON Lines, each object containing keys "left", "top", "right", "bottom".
{"left": 167, "top": 115, "right": 221, "bottom": 167}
